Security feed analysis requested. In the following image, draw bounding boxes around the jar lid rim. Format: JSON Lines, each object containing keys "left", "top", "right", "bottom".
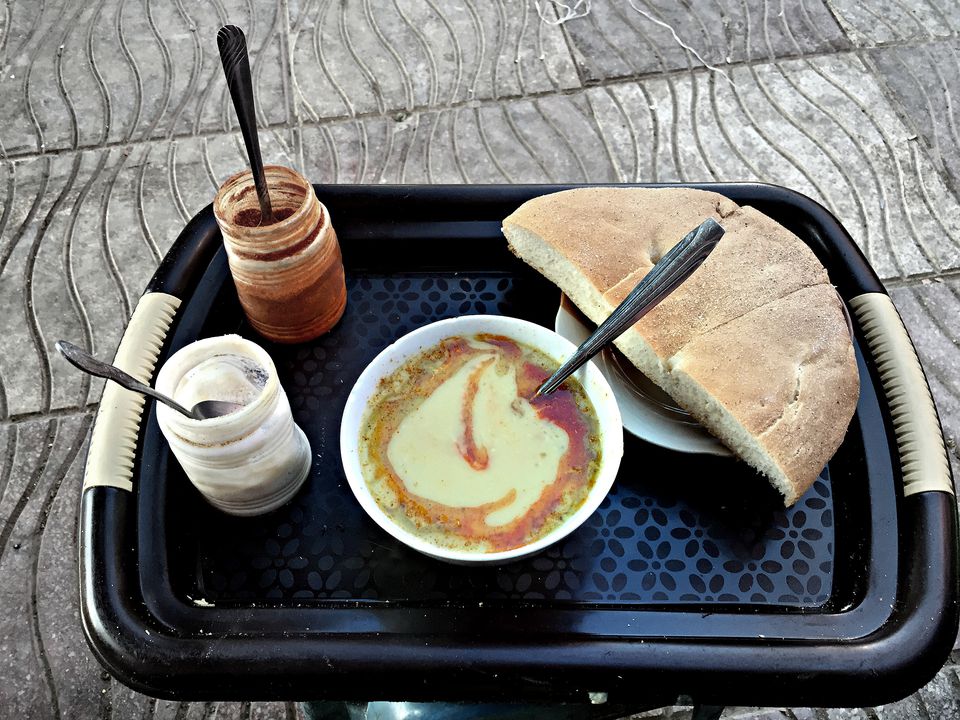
{"left": 213, "top": 165, "right": 314, "bottom": 235}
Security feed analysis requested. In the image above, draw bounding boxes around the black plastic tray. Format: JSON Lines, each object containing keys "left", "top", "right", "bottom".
{"left": 80, "top": 184, "right": 958, "bottom": 707}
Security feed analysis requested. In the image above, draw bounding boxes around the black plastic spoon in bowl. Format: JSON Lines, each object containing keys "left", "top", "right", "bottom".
{"left": 217, "top": 24, "right": 273, "bottom": 225}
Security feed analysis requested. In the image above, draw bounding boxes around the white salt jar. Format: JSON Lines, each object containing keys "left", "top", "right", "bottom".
{"left": 154, "top": 335, "right": 311, "bottom": 516}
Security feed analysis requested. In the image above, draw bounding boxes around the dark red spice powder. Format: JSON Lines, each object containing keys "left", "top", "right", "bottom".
{"left": 234, "top": 206, "right": 295, "bottom": 227}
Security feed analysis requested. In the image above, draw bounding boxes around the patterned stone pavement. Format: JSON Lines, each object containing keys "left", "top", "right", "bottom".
{"left": 1, "top": 0, "right": 959, "bottom": 718}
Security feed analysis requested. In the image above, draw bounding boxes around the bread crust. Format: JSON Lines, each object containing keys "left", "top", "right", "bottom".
{"left": 504, "top": 188, "right": 738, "bottom": 294}
{"left": 670, "top": 284, "right": 858, "bottom": 503}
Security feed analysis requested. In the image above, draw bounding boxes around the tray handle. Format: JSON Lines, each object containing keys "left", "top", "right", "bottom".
{"left": 850, "top": 292, "right": 953, "bottom": 496}
{"left": 84, "top": 292, "right": 181, "bottom": 492}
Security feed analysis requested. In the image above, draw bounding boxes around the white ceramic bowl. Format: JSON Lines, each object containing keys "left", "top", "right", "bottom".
{"left": 339, "top": 315, "right": 624, "bottom": 564}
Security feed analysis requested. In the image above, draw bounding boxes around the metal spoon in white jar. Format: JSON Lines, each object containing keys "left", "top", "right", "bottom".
{"left": 55, "top": 340, "right": 244, "bottom": 420}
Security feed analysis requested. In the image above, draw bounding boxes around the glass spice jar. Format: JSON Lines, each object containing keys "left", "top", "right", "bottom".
{"left": 155, "top": 335, "right": 311, "bottom": 516}
{"left": 213, "top": 165, "right": 346, "bottom": 343}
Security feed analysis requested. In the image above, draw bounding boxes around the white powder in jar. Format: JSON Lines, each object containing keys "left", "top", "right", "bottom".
{"left": 173, "top": 353, "right": 269, "bottom": 412}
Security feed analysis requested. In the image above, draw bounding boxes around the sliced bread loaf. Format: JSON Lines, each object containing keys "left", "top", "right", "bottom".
{"left": 502, "top": 188, "right": 859, "bottom": 505}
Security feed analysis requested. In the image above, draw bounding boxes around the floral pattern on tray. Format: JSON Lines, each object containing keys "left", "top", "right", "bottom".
{"left": 181, "top": 274, "right": 835, "bottom": 607}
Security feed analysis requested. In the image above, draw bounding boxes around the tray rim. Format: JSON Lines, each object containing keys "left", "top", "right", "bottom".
{"left": 79, "top": 182, "right": 958, "bottom": 706}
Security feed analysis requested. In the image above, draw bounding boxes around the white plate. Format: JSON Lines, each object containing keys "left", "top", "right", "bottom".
{"left": 554, "top": 296, "right": 731, "bottom": 457}
{"left": 340, "top": 314, "right": 624, "bottom": 565}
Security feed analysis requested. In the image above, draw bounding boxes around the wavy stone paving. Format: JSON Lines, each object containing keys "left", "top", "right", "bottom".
{"left": 287, "top": 0, "right": 581, "bottom": 119}
{"left": 826, "top": 0, "right": 960, "bottom": 46}
{"left": 0, "top": 130, "right": 298, "bottom": 418}
{"left": 866, "top": 37, "right": 960, "bottom": 197}
{"left": 2, "top": 0, "right": 960, "bottom": 718}
{"left": 559, "top": 0, "right": 850, "bottom": 81}
{"left": 295, "top": 54, "right": 960, "bottom": 278}
{"left": 0, "top": 0, "right": 290, "bottom": 155}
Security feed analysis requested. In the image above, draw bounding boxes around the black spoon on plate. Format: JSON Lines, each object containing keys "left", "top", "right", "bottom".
{"left": 534, "top": 218, "right": 726, "bottom": 397}
{"left": 217, "top": 24, "right": 273, "bottom": 225}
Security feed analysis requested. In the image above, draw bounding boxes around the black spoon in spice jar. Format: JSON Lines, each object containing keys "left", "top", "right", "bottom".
{"left": 217, "top": 24, "right": 273, "bottom": 226}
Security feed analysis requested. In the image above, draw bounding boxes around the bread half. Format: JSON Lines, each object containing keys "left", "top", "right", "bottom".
{"left": 502, "top": 188, "right": 859, "bottom": 505}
